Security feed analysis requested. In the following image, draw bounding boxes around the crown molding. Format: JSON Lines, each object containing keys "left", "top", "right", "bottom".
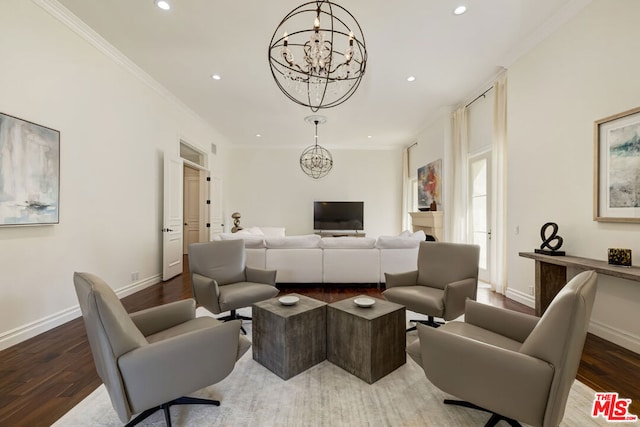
{"left": 231, "top": 143, "right": 402, "bottom": 151}
{"left": 500, "top": 0, "right": 593, "bottom": 67}
{"left": 31, "top": 0, "right": 214, "bottom": 131}
{"left": 456, "top": 0, "right": 592, "bottom": 111}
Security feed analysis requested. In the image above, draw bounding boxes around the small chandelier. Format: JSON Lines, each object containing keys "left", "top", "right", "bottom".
{"left": 300, "top": 115, "right": 333, "bottom": 179}
{"left": 268, "top": 1, "right": 367, "bottom": 112}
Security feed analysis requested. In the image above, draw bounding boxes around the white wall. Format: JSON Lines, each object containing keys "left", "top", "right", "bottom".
{"left": 0, "top": 0, "right": 229, "bottom": 349}
{"left": 226, "top": 147, "right": 402, "bottom": 237}
{"left": 409, "top": 108, "right": 452, "bottom": 238}
{"left": 507, "top": 0, "right": 640, "bottom": 352}
{"left": 467, "top": 90, "right": 494, "bottom": 156}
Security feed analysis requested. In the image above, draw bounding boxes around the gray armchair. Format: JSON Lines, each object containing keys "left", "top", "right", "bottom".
{"left": 188, "top": 239, "right": 279, "bottom": 333}
{"left": 408, "top": 270, "right": 598, "bottom": 427}
{"left": 73, "top": 272, "right": 250, "bottom": 427}
{"left": 383, "top": 241, "right": 480, "bottom": 329}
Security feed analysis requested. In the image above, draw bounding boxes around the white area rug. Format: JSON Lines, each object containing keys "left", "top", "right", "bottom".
{"left": 54, "top": 307, "right": 608, "bottom": 427}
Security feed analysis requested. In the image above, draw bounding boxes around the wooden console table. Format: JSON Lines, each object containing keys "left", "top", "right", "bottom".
{"left": 519, "top": 252, "right": 640, "bottom": 316}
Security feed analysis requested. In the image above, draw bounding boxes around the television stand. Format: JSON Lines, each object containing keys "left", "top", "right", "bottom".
{"left": 316, "top": 231, "right": 366, "bottom": 238}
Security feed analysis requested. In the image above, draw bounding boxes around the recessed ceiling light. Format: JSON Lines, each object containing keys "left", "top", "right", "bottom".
{"left": 211, "top": 74, "right": 221, "bottom": 80}
{"left": 256, "top": 134, "right": 262, "bottom": 138}
{"left": 407, "top": 76, "right": 416, "bottom": 82}
{"left": 454, "top": 5, "right": 467, "bottom": 15}
{"left": 367, "top": 135, "right": 373, "bottom": 139}
{"left": 155, "top": 0, "right": 171, "bottom": 11}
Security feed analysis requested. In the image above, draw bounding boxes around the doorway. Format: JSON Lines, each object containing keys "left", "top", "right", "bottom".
{"left": 469, "top": 151, "right": 492, "bottom": 282}
{"left": 183, "top": 165, "right": 201, "bottom": 254}
{"left": 162, "top": 142, "right": 212, "bottom": 281}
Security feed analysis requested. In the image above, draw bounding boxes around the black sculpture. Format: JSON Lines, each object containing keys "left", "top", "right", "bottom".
{"left": 534, "top": 222, "right": 565, "bottom": 256}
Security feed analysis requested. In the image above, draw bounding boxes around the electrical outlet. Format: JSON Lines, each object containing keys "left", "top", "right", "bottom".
{"left": 529, "top": 286, "right": 534, "bottom": 295}
{"left": 131, "top": 272, "right": 139, "bottom": 281}
{"left": 515, "top": 225, "right": 519, "bottom": 235}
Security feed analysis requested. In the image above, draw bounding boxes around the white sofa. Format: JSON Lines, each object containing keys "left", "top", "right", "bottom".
{"left": 321, "top": 237, "right": 380, "bottom": 283}
{"left": 214, "top": 227, "right": 424, "bottom": 284}
{"left": 265, "top": 234, "right": 324, "bottom": 283}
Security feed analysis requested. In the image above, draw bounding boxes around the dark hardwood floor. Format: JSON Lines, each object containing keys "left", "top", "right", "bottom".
{"left": 1, "top": 259, "right": 639, "bottom": 426}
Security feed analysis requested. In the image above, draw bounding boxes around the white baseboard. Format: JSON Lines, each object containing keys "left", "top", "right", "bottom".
{"left": 0, "top": 274, "right": 161, "bottom": 351}
{"left": 114, "top": 274, "right": 162, "bottom": 299}
{"left": 505, "top": 287, "right": 535, "bottom": 308}
{"left": 505, "top": 288, "right": 640, "bottom": 354}
{"left": 589, "top": 319, "right": 640, "bottom": 355}
{"left": 0, "top": 305, "right": 81, "bottom": 352}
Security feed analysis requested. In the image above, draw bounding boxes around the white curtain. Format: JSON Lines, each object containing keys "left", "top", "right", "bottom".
{"left": 491, "top": 72, "right": 508, "bottom": 294}
{"left": 451, "top": 106, "right": 469, "bottom": 243}
{"left": 401, "top": 146, "right": 410, "bottom": 231}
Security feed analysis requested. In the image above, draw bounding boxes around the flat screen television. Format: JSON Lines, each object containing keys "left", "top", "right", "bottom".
{"left": 313, "top": 201, "right": 364, "bottom": 231}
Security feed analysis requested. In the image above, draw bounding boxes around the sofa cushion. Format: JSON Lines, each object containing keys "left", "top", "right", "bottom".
{"left": 376, "top": 230, "right": 426, "bottom": 248}
{"left": 236, "top": 226, "right": 264, "bottom": 235}
{"left": 236, "top": 226, "right": 285, "bottom": 237}
{"left": 320, "top": 237, "right": 376, "bottom": 249}
{"left": 218, "top": 233, "right": 265, "bottom": 248}
{"left": 265, "top": 234, "right": 321, "bottom": 249}
{"left": 376, "top": 236, "right": 421, "bottom": 249}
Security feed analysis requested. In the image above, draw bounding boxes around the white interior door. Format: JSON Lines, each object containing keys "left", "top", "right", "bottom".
{"left": 209, "top": 176, "right": 224, "bottom": 238}
{"left": 163, "top": 155, "right": 184, "bottom": 281}
{"left": 183, "top": 166, "right": 200, "bottom": 254}
{"left": 469, "top": 152, "right": 492, "bottom": 282}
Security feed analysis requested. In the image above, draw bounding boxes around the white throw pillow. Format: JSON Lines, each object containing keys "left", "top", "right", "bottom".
{"left": 375, "top": 236, "right": 421, "bottom": 249}
{"left": 265, "top": 234, "right": 321, "bottom": 249}
{"left": 320, "top": 237, "right": 377, "bottom": 249}
{"left": 257, "top": 226, "right": 286, "bottom": 237}
{"left": 218, "top": 233, "right": 265, "bottom": 248}
{"left": 399, "top": 230, "right": 411, "bottom": 237}
{"left": 236, "top": 226, "right": 264, "bottom": 235}
{"left": 410, "top": 230, "right": 426, "bottom": 240}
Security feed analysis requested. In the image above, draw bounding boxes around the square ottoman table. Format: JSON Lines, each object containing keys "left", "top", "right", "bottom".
{"left": 327, "top": 295, "right": 405, "bottom": 384}
{"left": 252, "top": 293, "right": 327, "bottom": 380}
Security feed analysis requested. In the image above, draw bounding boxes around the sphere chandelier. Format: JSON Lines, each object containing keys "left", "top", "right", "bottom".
{"left": 300, "top": 115, "right": 333, "bottom": 179}
{"left": 268, "top": 1, "right": 368, "bottom": 112}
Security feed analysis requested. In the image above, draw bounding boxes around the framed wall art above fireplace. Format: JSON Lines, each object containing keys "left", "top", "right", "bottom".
{"left": 0, "top": 112, "right": 60, "bottom": 226}
{"left": 417, "top": 159, "right": 442, "bottom": 211}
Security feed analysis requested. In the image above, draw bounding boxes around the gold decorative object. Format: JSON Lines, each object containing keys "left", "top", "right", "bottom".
{"left": 608, "top": 248, "right": 632, "bottom": 267}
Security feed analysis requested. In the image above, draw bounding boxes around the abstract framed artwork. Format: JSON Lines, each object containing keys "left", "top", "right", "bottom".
{"left": 0, "top": 112, "right": 60, "bottom": 226}
{"left": 417, "top": 158, "right": 442, "bottom": 210}
{"left": 594, "top": 106, "right": 640, "bottom": 223}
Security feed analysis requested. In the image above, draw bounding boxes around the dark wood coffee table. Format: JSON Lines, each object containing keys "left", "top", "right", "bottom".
{"left": 327, "top": 296, "right": 406, "bottom": 384}
{"left": 252, "top": 294, "right": 327, "bottom": 380}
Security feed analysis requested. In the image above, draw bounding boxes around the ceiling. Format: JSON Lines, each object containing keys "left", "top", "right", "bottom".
{"left": 55, "top": 0, "right": 585, "bottom": 149}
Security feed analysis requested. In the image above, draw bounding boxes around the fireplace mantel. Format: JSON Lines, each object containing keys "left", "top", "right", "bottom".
{"left": 409, "top": 211, "right": 444, "bottom": 241}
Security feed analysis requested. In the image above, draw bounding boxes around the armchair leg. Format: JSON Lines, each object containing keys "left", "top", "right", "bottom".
{"left": 125, "top": 396, "right": 220, "bottom": 427}
{"left": 162, "top": 403, "right": 171, "bottom": 426}
{"left": 407, "top": 316, "right": 443, "bottom": 331}
{"left": 444, "top": 399, "right": 522, "bottom": 427}
{"left": 216, "top": 309, "right": 251, "bottom": 335}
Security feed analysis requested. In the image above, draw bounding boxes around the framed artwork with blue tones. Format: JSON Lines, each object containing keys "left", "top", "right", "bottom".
{"left": 0, "top": 112, "right": 60, "bottom": 226}
{"left": 594, "top": 106, "right": 640, "bottom": 223}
